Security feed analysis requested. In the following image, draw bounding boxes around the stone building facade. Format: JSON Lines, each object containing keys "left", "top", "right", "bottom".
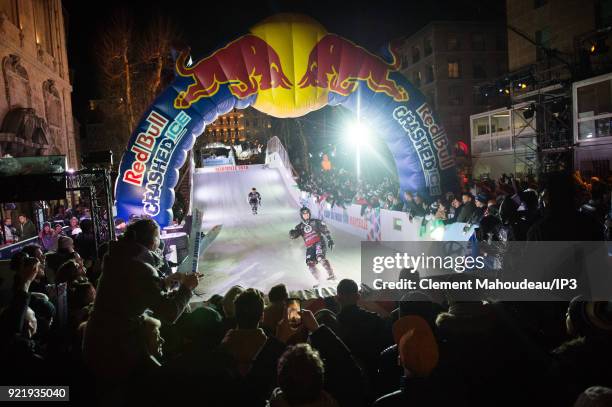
{"left": 201, "top": 107, "right": 274, "bottom": 145}
{"left": 0, "top": 0, "right": 77, "bottom": 168}
{"left": 397, "top": 21, "right": 508, "bottom": 154}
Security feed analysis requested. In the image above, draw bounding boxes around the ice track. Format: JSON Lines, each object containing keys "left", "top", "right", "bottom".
{"left": 193, "top": 165, "right": 362, "bottom": 298}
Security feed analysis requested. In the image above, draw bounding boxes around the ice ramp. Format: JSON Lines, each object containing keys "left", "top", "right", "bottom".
{"left": 192, "top": 164, "right": 361, "bottom": 298}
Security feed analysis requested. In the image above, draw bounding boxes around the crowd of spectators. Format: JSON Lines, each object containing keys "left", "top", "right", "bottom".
{"left": 2, "top": 214, "right": 38, "bottom": 244}
{"left": 400, "top": 171, "right": 611, "bottom": 241}
{"left": 2, "top": 200, "right": 94, "bottom": 248}
{"left": 300, "top": 168, "right": 611, "bottom": 242}
{"left": 298, "top": 168, "right": 400, "bottom": 211}
{"left": 0, "top": 171, "right": 611, "bottom": 406}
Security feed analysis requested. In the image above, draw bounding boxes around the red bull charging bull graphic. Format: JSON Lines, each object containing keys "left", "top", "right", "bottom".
{"left": 297, "top": 34, "right": 408, "bottom": 102}
{"left": 174, "top": 35, "right": 293, "bottom": 109}
{"left": 115, "top": 13, "right": 456, "bottom": 226}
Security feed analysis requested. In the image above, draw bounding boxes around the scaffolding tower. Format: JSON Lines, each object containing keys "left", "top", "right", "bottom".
{"left": 507, "top": 61, "right": 574, "bottom": 178}
{"left": 66, "top": 168, "right": 115, "bottom": 259}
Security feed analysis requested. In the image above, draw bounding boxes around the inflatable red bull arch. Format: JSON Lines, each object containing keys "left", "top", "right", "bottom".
{"left": 115, "top": 13, "right": 457, "bottom": 226}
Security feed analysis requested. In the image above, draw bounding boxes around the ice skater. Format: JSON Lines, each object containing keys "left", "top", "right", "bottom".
{"left": 289, "top": 207, "right": 336, "bottom": 284}
{"left": 248, "top": 187, "right": 261, "bottom": 214}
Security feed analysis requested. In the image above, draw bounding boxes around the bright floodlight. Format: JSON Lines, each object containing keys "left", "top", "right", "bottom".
{"left": 345, "top": 121, "right": 370, "bottom": 180}
{"left": 347, "top": 122, "right": 370, "bottom": 146}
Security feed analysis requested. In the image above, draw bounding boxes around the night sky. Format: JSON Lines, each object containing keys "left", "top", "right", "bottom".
{"left": 63, "top": 0, "right": 504, "bottom": 123}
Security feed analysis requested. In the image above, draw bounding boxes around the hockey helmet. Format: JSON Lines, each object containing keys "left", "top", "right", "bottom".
{"left": 300, "top": 207, "right": 311, "bottom": 220}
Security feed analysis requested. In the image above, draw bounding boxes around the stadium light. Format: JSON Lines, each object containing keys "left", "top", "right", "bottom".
{"left": 347, "top": 122, "right": 370, "bottom": 146}
{"left": 345, "top": 121, "right": 370, "bottom": 180}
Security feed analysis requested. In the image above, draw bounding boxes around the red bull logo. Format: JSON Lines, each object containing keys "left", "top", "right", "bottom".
{"left": 298, "top": 34, "right": 408, "bottom": 102}
{"left": 174, "top": 35, "right": 292, "bottom": 109}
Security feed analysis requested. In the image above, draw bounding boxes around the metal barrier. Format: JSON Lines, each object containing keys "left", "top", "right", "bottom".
{"left": 0, "top": 236, "right": 40, "bottom": 260}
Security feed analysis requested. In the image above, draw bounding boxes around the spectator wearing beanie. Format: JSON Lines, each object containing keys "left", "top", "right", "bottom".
{"left": 219, "top": 288, "right": 267, "bottom": 376}
{"left": 574, "top": 386, "right": 612, "bottom": 407}
{"left": 393, "top": 316, "right": 439, "bottom": 377}
{"left": 38, "top": 222, "right": 56, "bottom": 252}
{"left": 83, "top": 219, "right": 198, "bottom": 380}
{"left": 377, "top": 291, "right": 441, "bottom": 397}
{"left": 471, "top": 193, "right": 488, "bottom": 223}
{"left": 374, "top": 315, "right": 443, "bottom": 407}
{"left": 548, "top": 297, "right": 612, "bottom": 405}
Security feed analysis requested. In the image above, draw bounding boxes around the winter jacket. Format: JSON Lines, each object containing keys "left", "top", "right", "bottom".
{"left": 220, "top": 327, "right": 267, "bottom": 376}
{"left": 547, "top": 335, "right": 612, "bottom": 405}
{"left": 17, "top": 220, "right": 37, "bottom": 240}
{"left": 83, "top": 238, "right": 192, "bottom": 379}
{"left": 336, "top": 304, "right": 391, "bottom": 383}
{"left": 456, "top": 201, "right": 476, "bottom": 223}
{"left": 39, "top": 232, "right": 57, "bottom": 252}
